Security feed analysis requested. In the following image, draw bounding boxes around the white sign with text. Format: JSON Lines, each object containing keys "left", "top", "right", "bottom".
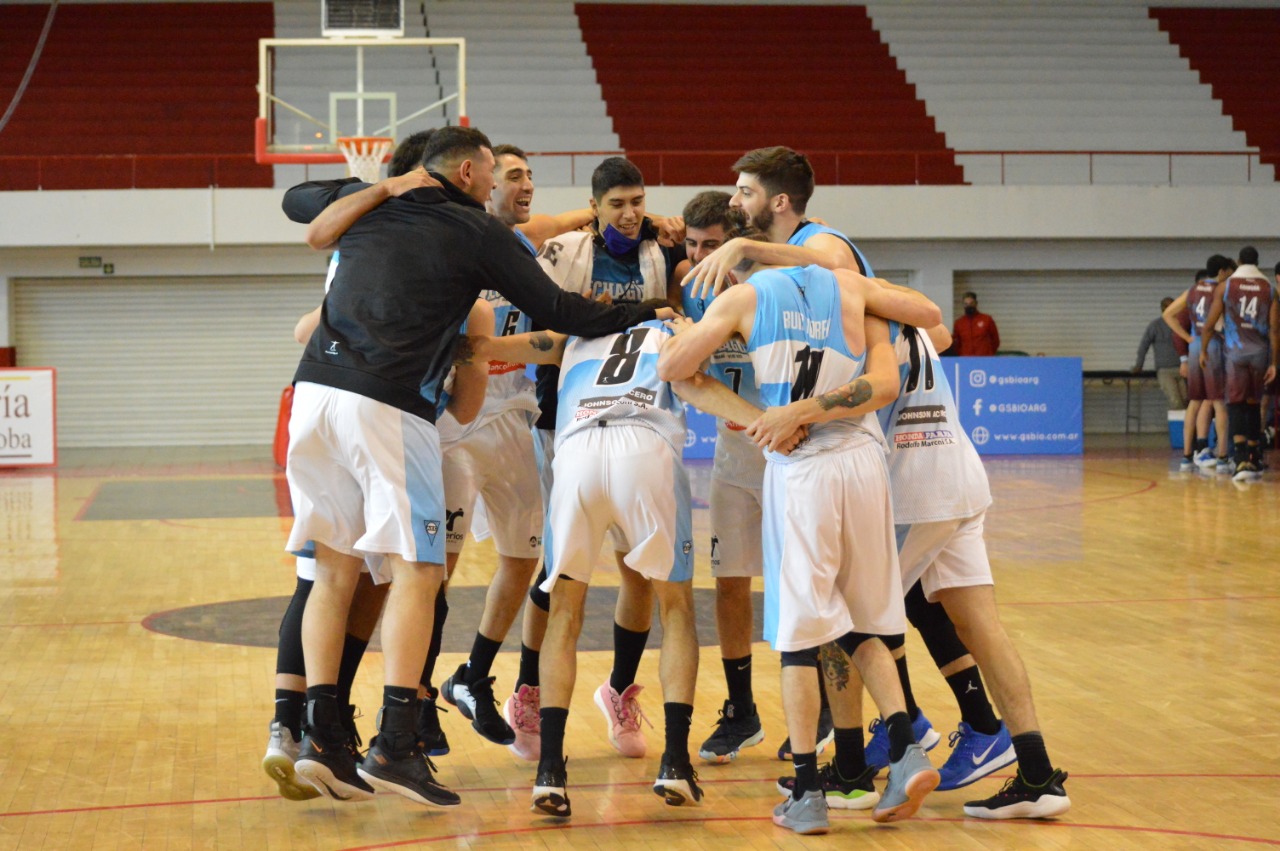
{"left": 0, "top": 368, "right": 57, "bottom": 467}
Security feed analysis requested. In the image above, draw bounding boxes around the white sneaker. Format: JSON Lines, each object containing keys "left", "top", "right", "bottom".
{"left": 262, "top": 720, "right": 321, "bottom": 801}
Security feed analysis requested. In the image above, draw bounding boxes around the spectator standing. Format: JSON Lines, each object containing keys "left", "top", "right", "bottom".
{"left": 952, "top": 292, "right": 1000, "bottom": 356}
{"left": 1134, "top": 297, "right": 1189, "bottom": 410}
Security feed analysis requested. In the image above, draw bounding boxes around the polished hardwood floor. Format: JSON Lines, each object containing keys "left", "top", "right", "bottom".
{"left": 1, "top": 438, "right": 1277, "bottom": 849}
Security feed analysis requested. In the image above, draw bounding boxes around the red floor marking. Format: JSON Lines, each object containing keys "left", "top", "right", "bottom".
{"left": 0, "top": 620, "right": 138, "bottom": 629}
{"left": 1002, "top": 594, "right": 1280, "bottom": 608}
{"left": 993, "top": 471, "right": 1158, "bottom": 514}
{"left": 4, "top": 773, "right": 1277, "bottom": 820}
{"left": 338, "top": 815, "right": 1280, "bottom": 850}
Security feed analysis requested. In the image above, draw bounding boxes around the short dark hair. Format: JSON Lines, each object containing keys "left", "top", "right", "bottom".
{"left": 591, "top": 156, "right": 644, "bottom": 200}
{"left": 732, "top": 146, "right": 815, "bottom": 214}
{"left": 1206, "top": 254, "right": 1234, "bottom": 277}
{"left": 1239, "top": 245, "right": 1259, "bottom": 266}
{"left": 1274, "top": 261, "right": 1280, "bottom": 277}
{"left": 682, "top": 190, "right": 745, "bottom": 233}
{"left": 389, "top": 129, "right": 435, "bottom": 178}
{"left": 421, "top": 125, "right": 493, "bottom": 171}
{"left": 963, "top": 291, "right": 978, "bottom": 301}
{"left": 1195, "top": 268, "right": 1209, "bottom": 281}
{"left": 491, "top": 143, "right": 527, "bottom": 162}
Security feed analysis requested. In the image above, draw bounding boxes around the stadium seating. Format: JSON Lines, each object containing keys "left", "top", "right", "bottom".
{"left": 0, "top": 2, "right": 273, "bottom": 190}
{"left": 575, "top": 3, "right": 964, "bottom": 185}
{"left": 865, "top": 2, "right": 1272, "bottom": 184}
{"left": 1151, "top": 7, "right": 1280, "bottom": 177}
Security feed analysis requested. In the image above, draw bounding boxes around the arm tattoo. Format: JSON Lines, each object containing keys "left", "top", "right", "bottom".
{"left": 453, "top": 335, "right": 476, "bottom": 366}
{"left": 816, "top": 377, "right": 872, "bottom": 412}
{"left": 529, "top": 331, "right": 555, "bottom": 352}
{"left": 819, "top": 643, "right": 851, "bottom": 692}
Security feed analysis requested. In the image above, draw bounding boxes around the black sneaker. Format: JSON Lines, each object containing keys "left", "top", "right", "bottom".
{"left": 652, "top": 758, "right": 704, "bottom": 807}
{"left": 441, "top": 663, "right": 516, "bottom": 746}
{"left": 416, "top": 688, "right": 450, "bottom": 757}
{"left": 776, "top": 706, "right": 835, "bottom": 761}
{"left": 776, "top": 763, "right": 880, "bottom": 811}
{"left": 358, "top": 731, "right": 461, "bottom": 808}
{"left": 698, "top": 700, "right": 764, "bottom": 764}
{"left": 531, "top": 758, "right": 571, "bottom": 818}
{"left": 963, "top": 768, "right": 1071, "bottom": 820}
{"left": 294, "top": 726, "right": 375, "bottom": 802}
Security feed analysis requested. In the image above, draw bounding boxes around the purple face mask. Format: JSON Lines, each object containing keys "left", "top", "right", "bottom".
{"left": 602, "top": 223, "right": 643, "bottom": 255}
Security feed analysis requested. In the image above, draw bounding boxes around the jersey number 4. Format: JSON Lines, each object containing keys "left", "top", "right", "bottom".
{"left": 596, "top": 327, "right": 651, "bottom": 386}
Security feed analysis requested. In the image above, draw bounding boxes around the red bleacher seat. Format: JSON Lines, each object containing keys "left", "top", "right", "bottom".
{"left": 0, "top": 2, "right": 274, "bottom": 189}
{"left": 1152, "top": 7, "right": 1280, "bottom": 177}
{"left": 576, "top": 3, "right": 963, "bottom": 185}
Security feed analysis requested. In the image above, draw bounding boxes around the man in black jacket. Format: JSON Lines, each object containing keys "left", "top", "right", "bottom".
{"left": 281, "top": 126, "right": 664, "bottom": 809}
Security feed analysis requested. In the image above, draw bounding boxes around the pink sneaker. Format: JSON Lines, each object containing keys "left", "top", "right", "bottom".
{"left": 593, "top": 681, "right": 651, "bottom": 758}
{"left": 503, "top": 684, "right": 541, "bottom": 762}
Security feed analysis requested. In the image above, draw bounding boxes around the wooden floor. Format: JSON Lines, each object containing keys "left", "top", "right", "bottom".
{"left": 2, "top": 439, "right": 1278, "bottom": 850}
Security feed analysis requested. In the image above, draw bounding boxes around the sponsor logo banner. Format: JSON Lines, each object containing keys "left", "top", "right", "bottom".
{"left": 951, "top": 357, "right": 1082, "bottom": 456}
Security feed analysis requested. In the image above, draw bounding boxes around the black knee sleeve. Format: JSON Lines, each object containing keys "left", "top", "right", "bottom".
{"left": 1228, "top": 402, "right": 1250, "bottom": 450}
{"left": 275, "top": 577, "right": 313, "bottom": 677}
{"left": 833, "top": 631, "right": 879, "bottom": 658}
{"left": 528, "top": 563, "right": 551, "bottom": 612}
{"left": 780, "top": 647, "right": 820, "bottom": 669}
{"left": 905, "top": 581, "right": 971, "bottom": 669}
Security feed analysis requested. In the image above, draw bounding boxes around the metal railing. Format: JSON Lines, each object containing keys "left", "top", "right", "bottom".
{"left": 0, "top": 149, "right": 1274, "bottom": 190}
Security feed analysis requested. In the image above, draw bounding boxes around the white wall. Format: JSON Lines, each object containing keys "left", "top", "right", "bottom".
{"left": 2, "top": 184, "right": 1277, "bottom": 341}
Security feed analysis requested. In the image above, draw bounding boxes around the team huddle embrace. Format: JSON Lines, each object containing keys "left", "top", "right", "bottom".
{"left": 265, "top": 128, "right": 1072, "bottom": 835}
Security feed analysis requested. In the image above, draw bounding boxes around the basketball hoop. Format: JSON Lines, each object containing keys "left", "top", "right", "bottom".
{"left": 337, "top": 136, "right": 393, "bottom": 183}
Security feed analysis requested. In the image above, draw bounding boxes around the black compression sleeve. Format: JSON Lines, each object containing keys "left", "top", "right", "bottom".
{"left": 280, "top": 177, "right": 365, "bottom": 224}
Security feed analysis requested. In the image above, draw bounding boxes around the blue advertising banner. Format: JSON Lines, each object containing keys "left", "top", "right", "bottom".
{"left": 949, "top": 357, "right": 1083, "bottom": 455}
{"left": 683, "top": 403, "right": 719, "bottom": 460}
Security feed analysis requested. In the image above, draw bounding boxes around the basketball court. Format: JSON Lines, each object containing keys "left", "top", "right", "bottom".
{"left": 1, "top": 438, "right": 1277, "bottom": 849}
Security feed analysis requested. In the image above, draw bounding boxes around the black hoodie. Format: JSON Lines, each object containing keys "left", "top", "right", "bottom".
{"left": 282, "top": 176, "right": 657, "bottom": 422}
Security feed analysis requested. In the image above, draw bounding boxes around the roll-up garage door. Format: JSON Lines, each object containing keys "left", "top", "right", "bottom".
{"left": 13, "top": 276, "right": 321, "bottom": 447}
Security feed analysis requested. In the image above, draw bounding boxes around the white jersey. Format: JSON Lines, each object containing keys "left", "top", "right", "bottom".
{"left": 877, "top": 324, "right": 992, "bottom": 524}
{"left": 554, "top": 320, "right": 685, "bottom": 456}
{"left": 745, "top": 265, "right": 885, "bottom": 463}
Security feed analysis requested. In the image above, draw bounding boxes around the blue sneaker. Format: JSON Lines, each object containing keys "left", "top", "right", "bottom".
{"left": 936, "top": 722, "right": 1016, "bottom": 791}
{"left": 865, "top": 711, "right": 941, "bottom": 772}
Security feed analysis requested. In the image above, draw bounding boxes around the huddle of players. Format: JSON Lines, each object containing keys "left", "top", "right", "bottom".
{"left": 1164, "top": 249, "right": 1278, "bottom": 481}
{"left": 265, "top": 128, "right": 1071, "bottom": 835}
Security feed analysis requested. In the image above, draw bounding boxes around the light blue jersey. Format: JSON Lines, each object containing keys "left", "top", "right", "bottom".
{"left": 788, "top": 221, "right": 873, "bottom": 277}
{"left": 682, "top": 284, "right": 761, "bottom": 410}
{"left": 554, "top": 320, "right": 686, "bottom": 455}
{"left": 879, "top": 323, "right": 991, "bottom": 524}
{"left": 746, "top": 266, "right": 879, "bottom": 461}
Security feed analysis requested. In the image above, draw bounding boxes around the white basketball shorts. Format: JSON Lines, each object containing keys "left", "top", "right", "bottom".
{"left": 709, "top": 477, "right": 763, "bottom": 579}
{"left": 541, "top": 423, "right": 693, "bottom": 590}
{"left": 285, "top": 382, "right": 446, "bottom": 581}
{"left": 897, "top": 510, "right": 994, "bottom": 601}
{"left": 441, "top": 409, "right": 542, "bottom": 558}
{"left": 762, "top": 438, "right": 905, "bottom": 651}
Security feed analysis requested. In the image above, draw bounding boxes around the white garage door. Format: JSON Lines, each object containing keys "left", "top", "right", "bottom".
{"left": 13, "top": 276, "right": 321, "bottom": 447}
{"left": 953, "top": 269, "right": 1185, "bottom": 370}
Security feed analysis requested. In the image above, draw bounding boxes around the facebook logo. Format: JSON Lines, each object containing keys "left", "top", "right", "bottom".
{"left": 972, "top": 398, "right": 983, "bottom": 417}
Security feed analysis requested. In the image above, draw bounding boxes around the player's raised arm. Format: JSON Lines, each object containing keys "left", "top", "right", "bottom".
{"left": 843, "top": 271, "right": 943, "bottom": 330}
{"left": 683, "top": 233, "right": 855, "bottom": 299}
{"left": 302, "top": 169, "right": 442, "bottom": 250}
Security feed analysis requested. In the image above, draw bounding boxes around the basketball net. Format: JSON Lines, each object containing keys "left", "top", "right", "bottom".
{"left": 337, "top": 136, "right": 393, "bottom": 183}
